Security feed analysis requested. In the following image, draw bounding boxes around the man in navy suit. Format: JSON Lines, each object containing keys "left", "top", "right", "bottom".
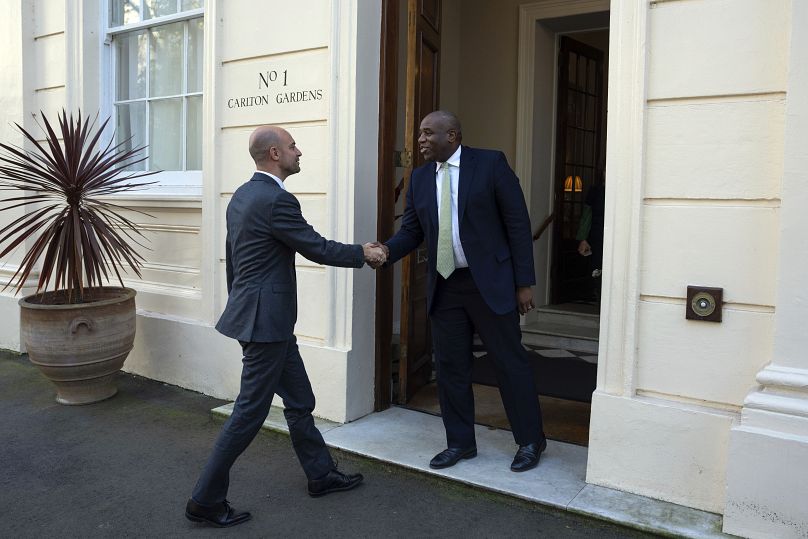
{"left": 186, "top": 126, "right": 386, "bottom": 528}
{"left": 380, "top": 110, "right": 546, "bottom": 472}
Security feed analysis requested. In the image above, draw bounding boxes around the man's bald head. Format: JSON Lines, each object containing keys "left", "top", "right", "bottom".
{"left": 249, "top": 125, "right": 286, "bottom": 165}
{"left": 418, "top": 110, "right": 462, "bottom": 162}
{"left": 423, "top": 110, "right": 462, "bottom": 135}
{"left": 249, "top": 125, "right": 302, "bottom": 179}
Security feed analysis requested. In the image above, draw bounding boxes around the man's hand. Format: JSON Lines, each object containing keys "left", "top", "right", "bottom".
{"left": 363, "top": 242, "right": 387, "bottom": 268}
{"left": 517, "top": 286, "right": 535, "bottom": 315}
{"left": 578, "top": 240, "right": 592, "bottom": 256}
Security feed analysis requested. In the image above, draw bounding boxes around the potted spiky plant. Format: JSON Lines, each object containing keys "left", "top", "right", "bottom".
{"left": 0, "top": 110, "right": 156, "bottom": 404}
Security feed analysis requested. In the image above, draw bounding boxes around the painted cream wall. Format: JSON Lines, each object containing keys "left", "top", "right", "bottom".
{"left": 454, "top": 0, "right": 522, "bottom": 165}
{"left": 723, "top": 1, "right": 808, "bottom": 535}
{"left": 0, "top": 1, "right": 29, "bottom": 350}
{"left": 129, "top": 0, "right": 382, "bottom": 422}
{"left": 0, "top": 2, "right": 26, "bottom": 350}
{"left": 0, "top": 0, "right": 67, "bottom": 350}
{"left": 588, "top": 0, "right": 788, "bottom": 514}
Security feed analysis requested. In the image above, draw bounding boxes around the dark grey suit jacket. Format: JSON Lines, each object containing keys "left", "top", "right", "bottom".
{"left": 216, "top": 173, "right": 365, "bottom": 343}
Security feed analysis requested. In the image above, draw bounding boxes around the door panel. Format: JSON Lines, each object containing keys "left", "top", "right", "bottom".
{"left": 398, "top": 0, "right": 440, "bottom": 404}
{"left": 551, "top": 36, "right": 604, "bottom": 304}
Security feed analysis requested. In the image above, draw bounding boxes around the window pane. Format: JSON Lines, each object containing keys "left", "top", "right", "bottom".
{"left": 187, "top": 19, "right": 204, "bottom": 93}
{"left": 111, "top": 0, "right": 142, "bottom": 26}
{"left": 585, "top": 96, "right": 595, "bottom": 130}
{"left": 578, "top": 54, "right": 587, "bottom": 90}
{"left": 186, "top": 96, "right": 202, "bottom": 170}
{"left": 149, "top": 22, "right": 183, "bottom": 97}
{"left": 150, "top": 98, "right": 183, "bottom": 171}
{"left": 182, "top": 0, "right": 204, "bottom": 9}
{"left": 116, "top": 31, "right": 147, "bottom": 100}
{"left": 116, "top": 102, "right": 147, "bottom": 171}
{"left": 144, "top": 0, "right": 178, "bottom": 20}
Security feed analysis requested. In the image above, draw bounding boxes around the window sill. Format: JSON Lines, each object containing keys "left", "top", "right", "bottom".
{"left": 97, "top": 184, "right": 202, "bottom": 209}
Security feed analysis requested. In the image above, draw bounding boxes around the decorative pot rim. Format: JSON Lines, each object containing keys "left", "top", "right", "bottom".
{"left": 19, "top": 286, "right": 137, "bottom": 310}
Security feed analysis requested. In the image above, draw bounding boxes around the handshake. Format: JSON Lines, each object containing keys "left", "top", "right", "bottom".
{"left": 362, "top": 242, "right": 389, "bottom": 269}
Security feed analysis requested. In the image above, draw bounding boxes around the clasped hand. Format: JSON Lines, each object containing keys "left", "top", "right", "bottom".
{"left": 363, "top": 242, "right": 388, "bottom": 268}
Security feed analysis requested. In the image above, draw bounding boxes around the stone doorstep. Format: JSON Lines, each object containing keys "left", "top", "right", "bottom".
{"left": 211, "top": 404, "right": 731, "bottom": 539}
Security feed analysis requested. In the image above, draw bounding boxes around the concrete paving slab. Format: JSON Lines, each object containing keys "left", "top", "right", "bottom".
{"left": 216, "top": 402, "right": 730, "bottom": 538}
{"left": 569, "top": 484, "right": 729, "bottom": 538}
{"left": 322, "top": 407, "right": 589, "bottom": 510}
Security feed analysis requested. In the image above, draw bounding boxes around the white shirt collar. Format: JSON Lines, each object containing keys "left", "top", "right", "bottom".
{"left": 254, "top": 170, "right": 285, "bottom": 190}
{"left": 435, "top": 145, "right": 462, "bottom": 172}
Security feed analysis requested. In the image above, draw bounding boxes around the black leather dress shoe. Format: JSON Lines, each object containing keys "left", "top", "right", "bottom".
{"left": 429, "top": 446, "right": 478, "bottom": 469}
{"left": 510, "top": 438, "right": 547, "bottom": 472}
{"left": 185, "top": 498, "right": 251, "bottom": 528}
{"left": 308, "top": 469, "right": 364, "bottom": 497}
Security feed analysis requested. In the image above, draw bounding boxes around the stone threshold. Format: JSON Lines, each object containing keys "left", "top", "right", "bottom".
{"left": 212, "top": 404, "right": 731, "bottom": 539}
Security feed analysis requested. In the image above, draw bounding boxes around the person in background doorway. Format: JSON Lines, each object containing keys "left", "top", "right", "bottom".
{"left": 373, "top": 110, "right": 547, "bottom": 473}
{"left": 576, "top": 177, "right": 605, "bottom": 292}
{"left": 185, "top": 125, "right": 386, "bottom": 528}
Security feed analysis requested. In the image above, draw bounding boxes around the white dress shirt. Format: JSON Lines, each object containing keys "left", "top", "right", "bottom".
{"left": 255, "top": 170, "right": 286, "bottom": 190}
{"left": 435, "top": 146, "right": 469, "bottom": 268}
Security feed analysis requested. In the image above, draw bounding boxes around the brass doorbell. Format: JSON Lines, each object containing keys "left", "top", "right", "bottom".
{"left": 686, "top": 286, "right": 723, "bottom": 322}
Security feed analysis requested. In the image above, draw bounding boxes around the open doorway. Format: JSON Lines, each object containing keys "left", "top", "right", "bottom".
{"left": 375, "top": 0, "right": 609, "bottom": 448}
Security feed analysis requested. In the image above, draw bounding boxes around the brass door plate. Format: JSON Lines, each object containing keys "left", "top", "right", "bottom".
{"left": 686, "top": 286, "right": 723, "bottom": 322}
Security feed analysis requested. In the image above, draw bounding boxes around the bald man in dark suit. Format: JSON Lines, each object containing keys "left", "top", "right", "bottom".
{"left": 185, "top": 126, "right": 385, "bottom": 528}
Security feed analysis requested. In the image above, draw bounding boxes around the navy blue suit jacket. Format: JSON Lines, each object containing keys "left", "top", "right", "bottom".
{"left": 216, "top": 173, "right": 364, "bottom": 342}
{"left": 385, "top": 146, "right": 535, "bottom": 315}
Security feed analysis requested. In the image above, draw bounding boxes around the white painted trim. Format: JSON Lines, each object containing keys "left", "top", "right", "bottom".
{"left": 96, "top": 193, "right": 202, "bottom": 209}
{"left": 514, "top": 0, "right": 610, "bottom": 212}
{"left": 65, "top": 0, "right": 83, "bottom": 112}
{"left": 0, "top": 262, "right": 40, "bottom": 290}
{"left": 200, "top": 0, "right": 219, "bottom": 323}
{"left": 325, "top": 0, "right": 381, "bottom": 354}
{"left": 756, "top": 365, "right": 808, "bottom": 390}
{"left": 744, "top": 392, "right": 808, "bottom": 420}
{"left": 106, "top": 8, "right": 204, "bottom": 37}
{"left": 328, "top": 0, "right": 363, "bottom": 350}
{"left": 65, "top": 0, "right": 103, "bottom": 114}
{"left": 595, "top": 0, "right": 649, "bottom": 396}
{"left": 516, "top": 0, "right": 648, "bottom": 397}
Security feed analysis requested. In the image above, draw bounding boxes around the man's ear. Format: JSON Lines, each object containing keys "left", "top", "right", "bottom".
{"left": 447, "top": 129, "right": 458, "bottom": 142}
{"left": 269, "top": 146, "right": 279, "bottom": 161}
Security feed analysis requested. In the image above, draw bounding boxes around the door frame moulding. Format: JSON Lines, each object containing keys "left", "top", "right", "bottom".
{"left": 515, "top": 0, "right": 610, "bottom": 209}
{"left": 517, "top": 0, "right": 651, "bottom": 399}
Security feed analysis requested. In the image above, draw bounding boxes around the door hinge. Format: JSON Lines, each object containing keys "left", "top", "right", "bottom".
{"left": 394, "top": 150, "right": 413, "bottom": 168}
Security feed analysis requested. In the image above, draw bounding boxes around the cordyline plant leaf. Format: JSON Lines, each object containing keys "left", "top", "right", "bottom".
{"left": 0, "top": 109, "right": 159, "bottom": 302}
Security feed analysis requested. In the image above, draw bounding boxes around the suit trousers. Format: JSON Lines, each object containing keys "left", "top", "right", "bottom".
{"left": 430, "top": 268, "right": 545, "bottom": 448}
{"left": 191, "top": 336, "right": 334, "bottom": 505}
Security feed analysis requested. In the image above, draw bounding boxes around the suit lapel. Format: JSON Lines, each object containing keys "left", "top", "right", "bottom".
{"left": 425, "top": 164, "right": 439, "bottom": 237}
{"left": 458, "top": 146, "right": 475, "bottom": 223}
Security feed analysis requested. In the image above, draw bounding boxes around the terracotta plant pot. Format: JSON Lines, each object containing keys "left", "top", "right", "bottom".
{"left": 20, "top": 287, "right": 137, "bottom": 405}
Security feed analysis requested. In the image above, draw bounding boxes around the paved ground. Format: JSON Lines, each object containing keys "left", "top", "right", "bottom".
{"left": 0, "top": 353, "right": 658, "bottom": 538}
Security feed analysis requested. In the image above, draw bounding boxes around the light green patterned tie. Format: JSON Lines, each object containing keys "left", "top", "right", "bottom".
{"left": 436, "top": 162, "right": 455, "bottom": 279}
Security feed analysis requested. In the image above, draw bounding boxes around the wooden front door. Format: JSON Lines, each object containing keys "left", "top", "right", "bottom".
{"left": 397, "top": 0, "right": 441, "bottom": 403}
{"left": 550, "top": 36, "right": 605, "bottom": 304}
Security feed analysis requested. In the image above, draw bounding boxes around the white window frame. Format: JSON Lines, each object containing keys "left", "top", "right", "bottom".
{"left": 103, "top": 3, "right": 204, "bottom": 196}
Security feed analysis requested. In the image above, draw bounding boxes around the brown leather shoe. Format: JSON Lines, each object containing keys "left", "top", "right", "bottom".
{"left": 307, "top": 469, "right": 364, "bottom": 497}
{"left": 185, "top": 498, "right": 251, "bottom": 528}
{"left": 510, "top": 438, "right": 547, "bottom": 472}
{"left": 429, "top": 446, "right": 478, "bottom": 469}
